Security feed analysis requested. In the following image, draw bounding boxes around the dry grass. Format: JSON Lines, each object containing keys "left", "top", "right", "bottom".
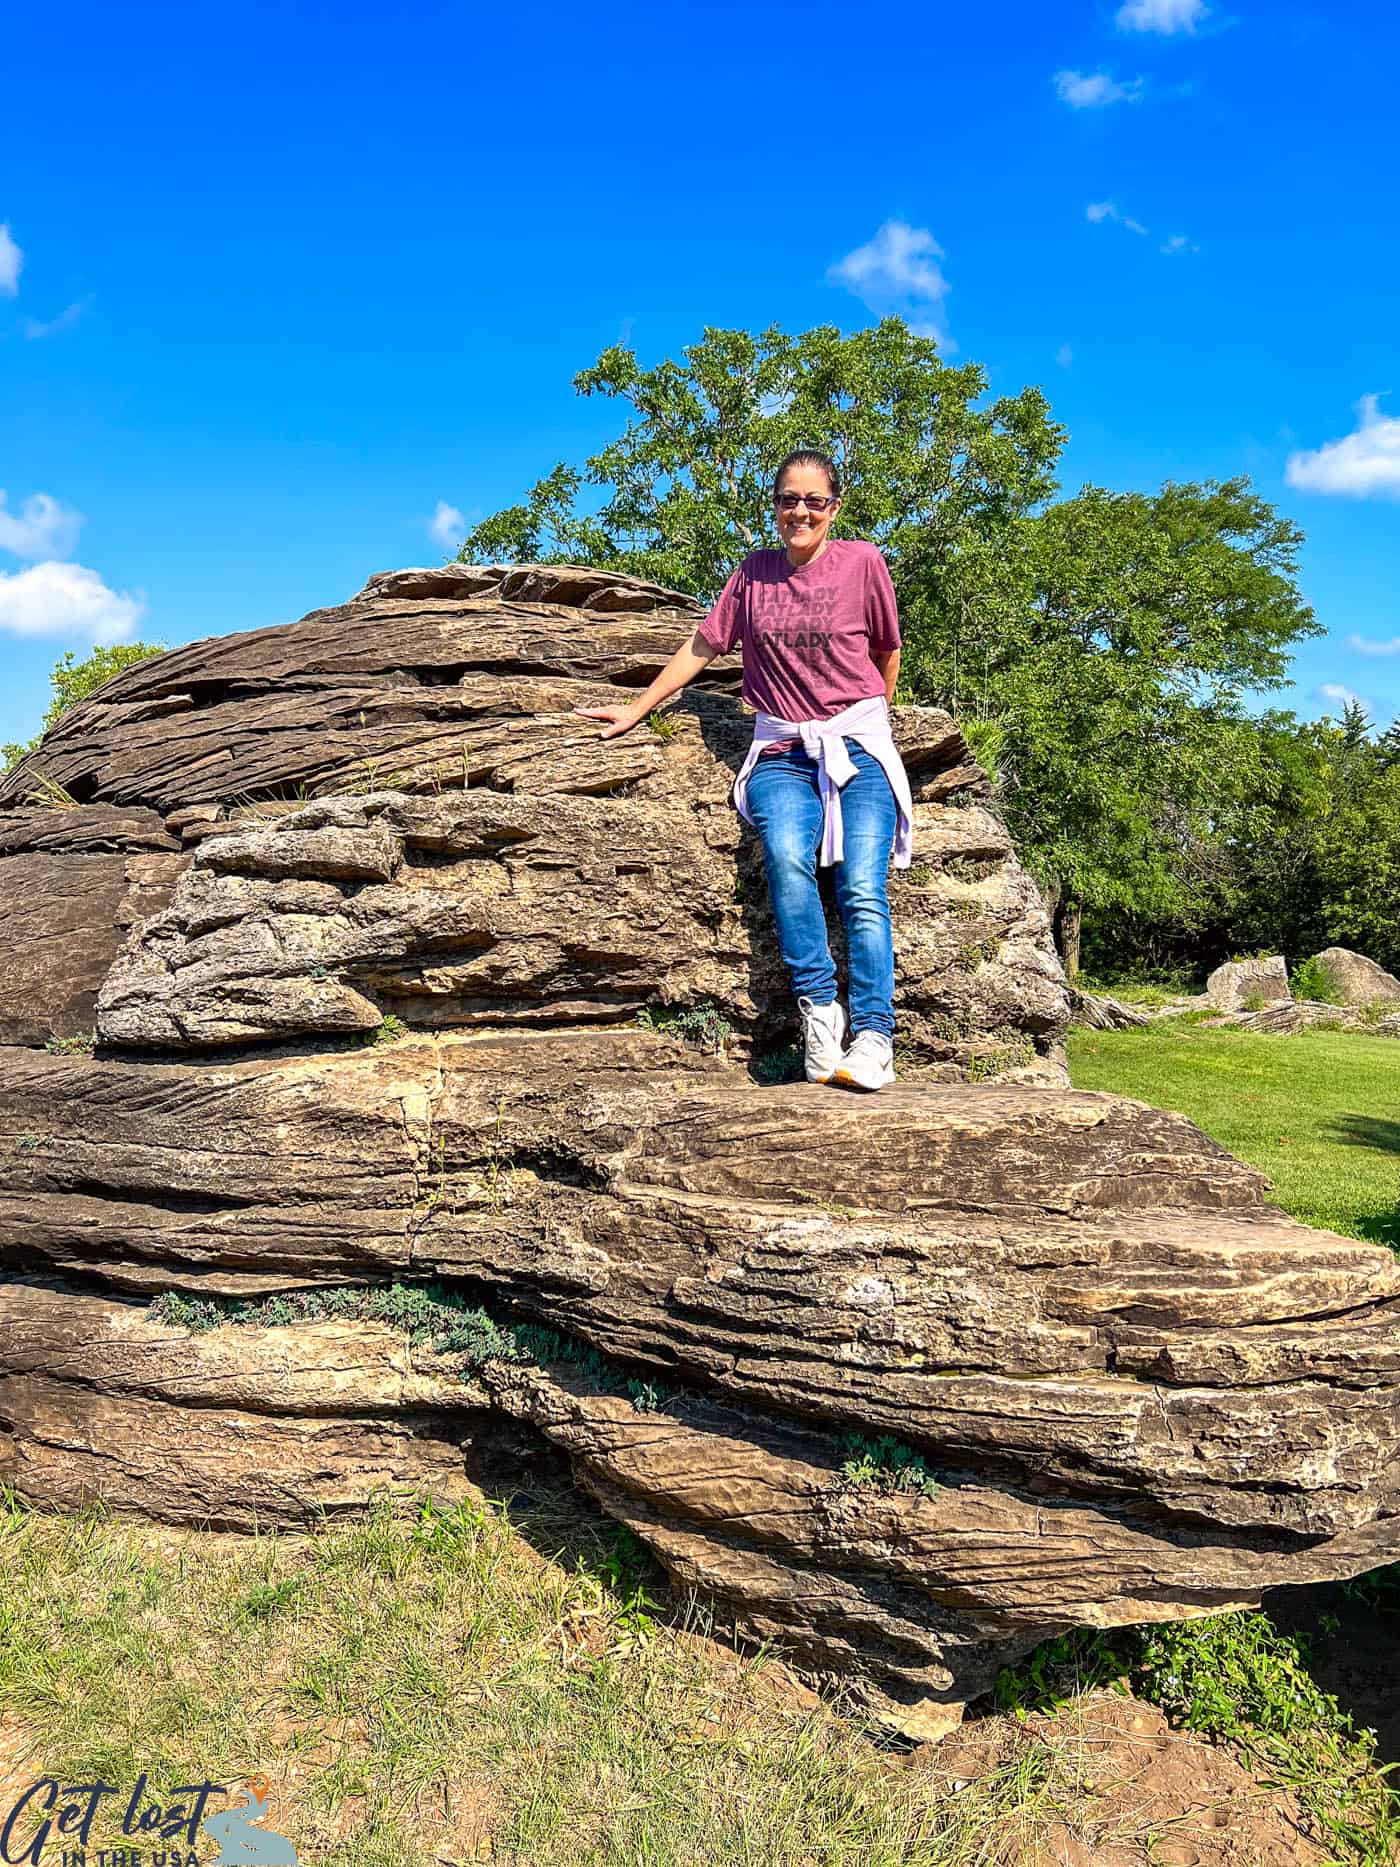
{"left": 0, "top": 1482, "right": 1095, "bottom": 1867}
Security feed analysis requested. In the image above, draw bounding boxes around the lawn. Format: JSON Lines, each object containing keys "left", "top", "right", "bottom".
{"left": 1067, "top": 1024, "right": 1400, "bottom": 1247}
{"left": 0, "top": 1488, "right": 1104, "bottom": 1867}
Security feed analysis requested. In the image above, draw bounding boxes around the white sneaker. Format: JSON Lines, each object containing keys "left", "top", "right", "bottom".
{"left": 831, "top": 1029, "right": 896, "bottom": 1091}
{"left": 798, "top": 995, "right": 847, "bottom": 1083}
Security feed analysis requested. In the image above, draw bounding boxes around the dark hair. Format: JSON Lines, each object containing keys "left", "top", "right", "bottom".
{"left": 771, "top": 449, "right": 841, "bottom": 502}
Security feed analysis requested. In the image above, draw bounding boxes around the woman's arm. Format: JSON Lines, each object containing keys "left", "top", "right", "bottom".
{"left": 872, "top": 646, "right": 901, "bottom": 706}
{"left": 572, "top": 630, "right": 720, "bottom": 740}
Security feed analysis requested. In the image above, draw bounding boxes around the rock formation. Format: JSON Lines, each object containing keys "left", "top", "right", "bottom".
{"left": 0, "top": 563, "right": 1064, "bottom": 1078}
{"left": 1, "top": 564, "right": 1397, "bottom": 1742}
{"left": 1205, "top": 954, "right": 1291, "bottom": 1011}
{"left": 1310, "top": 946, "right": 1400, "bottom": 1007}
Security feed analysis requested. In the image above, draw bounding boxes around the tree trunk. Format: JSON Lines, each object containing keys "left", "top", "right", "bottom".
{"left": 1055, "top": 897, "right": 1082, "bottom": 981}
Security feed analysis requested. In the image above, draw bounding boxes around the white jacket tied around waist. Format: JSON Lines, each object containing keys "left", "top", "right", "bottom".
{"left": 730, "top": 693, "right": 915, "bottom": 870}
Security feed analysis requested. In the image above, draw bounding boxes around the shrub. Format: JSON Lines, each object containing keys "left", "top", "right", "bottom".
{"left": 1288, "top": 955, "right": 1342, "bottom": 1004}
{"left": 994, "top": 1611, "right": 1400, "bottom": 1864}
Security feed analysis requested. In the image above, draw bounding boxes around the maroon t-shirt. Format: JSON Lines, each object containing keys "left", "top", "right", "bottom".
{"left": 695, "top": 539, "right": 901, "bottom": 753}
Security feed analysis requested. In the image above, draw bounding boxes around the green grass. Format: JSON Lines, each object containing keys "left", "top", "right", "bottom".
{"left": 1076, "top": 974, "right": 1195, "bottom": 1008}
{"left": 1068, "top": 1024, "right": 1400, "bottom": 1248}
{"left": 0, "top": 1486, "right": 1099, "bottom": 1866}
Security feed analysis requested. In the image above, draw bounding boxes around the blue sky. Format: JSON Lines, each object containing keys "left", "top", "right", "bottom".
{"left": 3, "top": 0, "right": 1398, "bottom": 747}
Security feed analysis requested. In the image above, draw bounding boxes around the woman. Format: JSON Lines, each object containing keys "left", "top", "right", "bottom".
{"left": 573, "top": 449, "right": 913, "bottom": 1092}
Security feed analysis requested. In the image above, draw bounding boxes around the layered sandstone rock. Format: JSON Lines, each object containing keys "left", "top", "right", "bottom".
{"left": 3, "top": 1026, "right": 1398, "bottom": 1735}
{"left": 1, "top": 565, "right": 1396, "bottom": 1741}
{"left": 0, "top": 564, "right": 1063, "bottom": 1078}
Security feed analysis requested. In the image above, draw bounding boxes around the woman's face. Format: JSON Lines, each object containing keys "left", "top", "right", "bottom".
{"left": 773, "top": 466, "right": 841, "bottom": 554}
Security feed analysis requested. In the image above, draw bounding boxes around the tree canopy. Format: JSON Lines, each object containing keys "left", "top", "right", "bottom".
{"left": 456, "top": 315, "right": 1326, "bottom": 971}
{"left": 457, "top": 318, "right": 1063, "bottom": 601}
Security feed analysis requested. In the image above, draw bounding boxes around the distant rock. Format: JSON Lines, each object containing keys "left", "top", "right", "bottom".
{"left": 1205, "top": 954, "right": 1290, "bottom": 1011}
{"left": 1068, "top": 989, "right": 1150, "bottom": 1030}
{"left": 1311, "top": 946, "right": 1400, "bottom": 1007}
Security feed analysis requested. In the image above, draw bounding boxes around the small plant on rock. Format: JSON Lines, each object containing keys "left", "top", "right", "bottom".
{"left": 635, "top": 1001, "right": 734, "bottom": 1056}
{"left": 752, "top": 1043, "right": 803, "bottom": 1084}
{"left": 43, "top": 1031, "right": 95, "bottom": 1056}
{"left": 837, "top": 1431, "right": 941, "bottom": 1498}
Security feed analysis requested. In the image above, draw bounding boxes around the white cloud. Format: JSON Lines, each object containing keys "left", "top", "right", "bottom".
{"left": 1285, "top": 395, "right": 1400, "bottom": 498}
{"left": 1317, "top": 681, "right": 1372, "bottom": 718}
{"left": 428, "top": 500, "right": 467, "bottom": 550}
{"left": 0, "top": 223, "right": 22, "bottom": 297}
{"left": 22, "top": 299, "right": 89, "bottom": 340}
{"left": 1087, "top": 201, "right": 1148, "bottom": 236}
{"left": 0, "top": 491, "right": 84, "bottom": 560}
{"left": 1056, "top": 343, "right": 1074, "bottom": 368}
{"left": 1348, "top": 633, "right": 1400, "bottom": 657}
{"left": 0, "top": 561, "right": 145, "bottom": 644}
{"left": 1055, "top": 70, "right": 1144, "bottom": 109}
{"left": 827, "top": 220, "right": 956, "bottom": 351}
{"left": 1116, "top": 0, "right": 1208, "bottom": 32}
{"left": 1160, "top": 232, "right": 1200, "bottom": 254}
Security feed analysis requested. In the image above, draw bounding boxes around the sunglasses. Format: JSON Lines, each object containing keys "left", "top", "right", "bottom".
{"left": 774, "top": 492, "right": 838, "bottom": 512}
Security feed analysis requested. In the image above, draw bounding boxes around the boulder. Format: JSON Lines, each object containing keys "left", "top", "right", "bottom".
{"left": 0, "top": 565, "right": 1396, "bottom": 1742}
{"left": 1205, "top": 954, "right": 1291, "bottom": 1011}
{"left": 1311, "top": 946, "right": 1400, "bottom": 1007}
{"left": 0, "top": 565, "right": 1064, "bottom": 1079}
{"left": 2, "top": 1028, "right": 1398, "bottom": 1736}
{"left": 1069, "top": 989, "right": 1151, "bottom": 1030}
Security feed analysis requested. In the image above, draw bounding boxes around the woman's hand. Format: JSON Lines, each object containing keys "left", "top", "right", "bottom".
{"left": 572, "top": 703, "right": 645, "bottom": 740}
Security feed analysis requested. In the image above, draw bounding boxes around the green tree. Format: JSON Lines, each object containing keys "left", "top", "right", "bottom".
{"left": 455, "top": 317, "right": 1320, "bottom": 976}
{"left": 3, "top": 641, "right": 167, "bottom": 772}
{"left": 456, "top": 316, "right": 1063, "bottom": 602}
{"left": 921, "top": 480, "right": 1321, "bottom": 972}
{"left": 1089, "top": 703, "right": 1400, "bottom": 982}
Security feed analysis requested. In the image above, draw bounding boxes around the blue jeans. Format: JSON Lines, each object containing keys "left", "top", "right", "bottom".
{"left": 744, "top": 740, "right": 897, "bottom": 1038}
